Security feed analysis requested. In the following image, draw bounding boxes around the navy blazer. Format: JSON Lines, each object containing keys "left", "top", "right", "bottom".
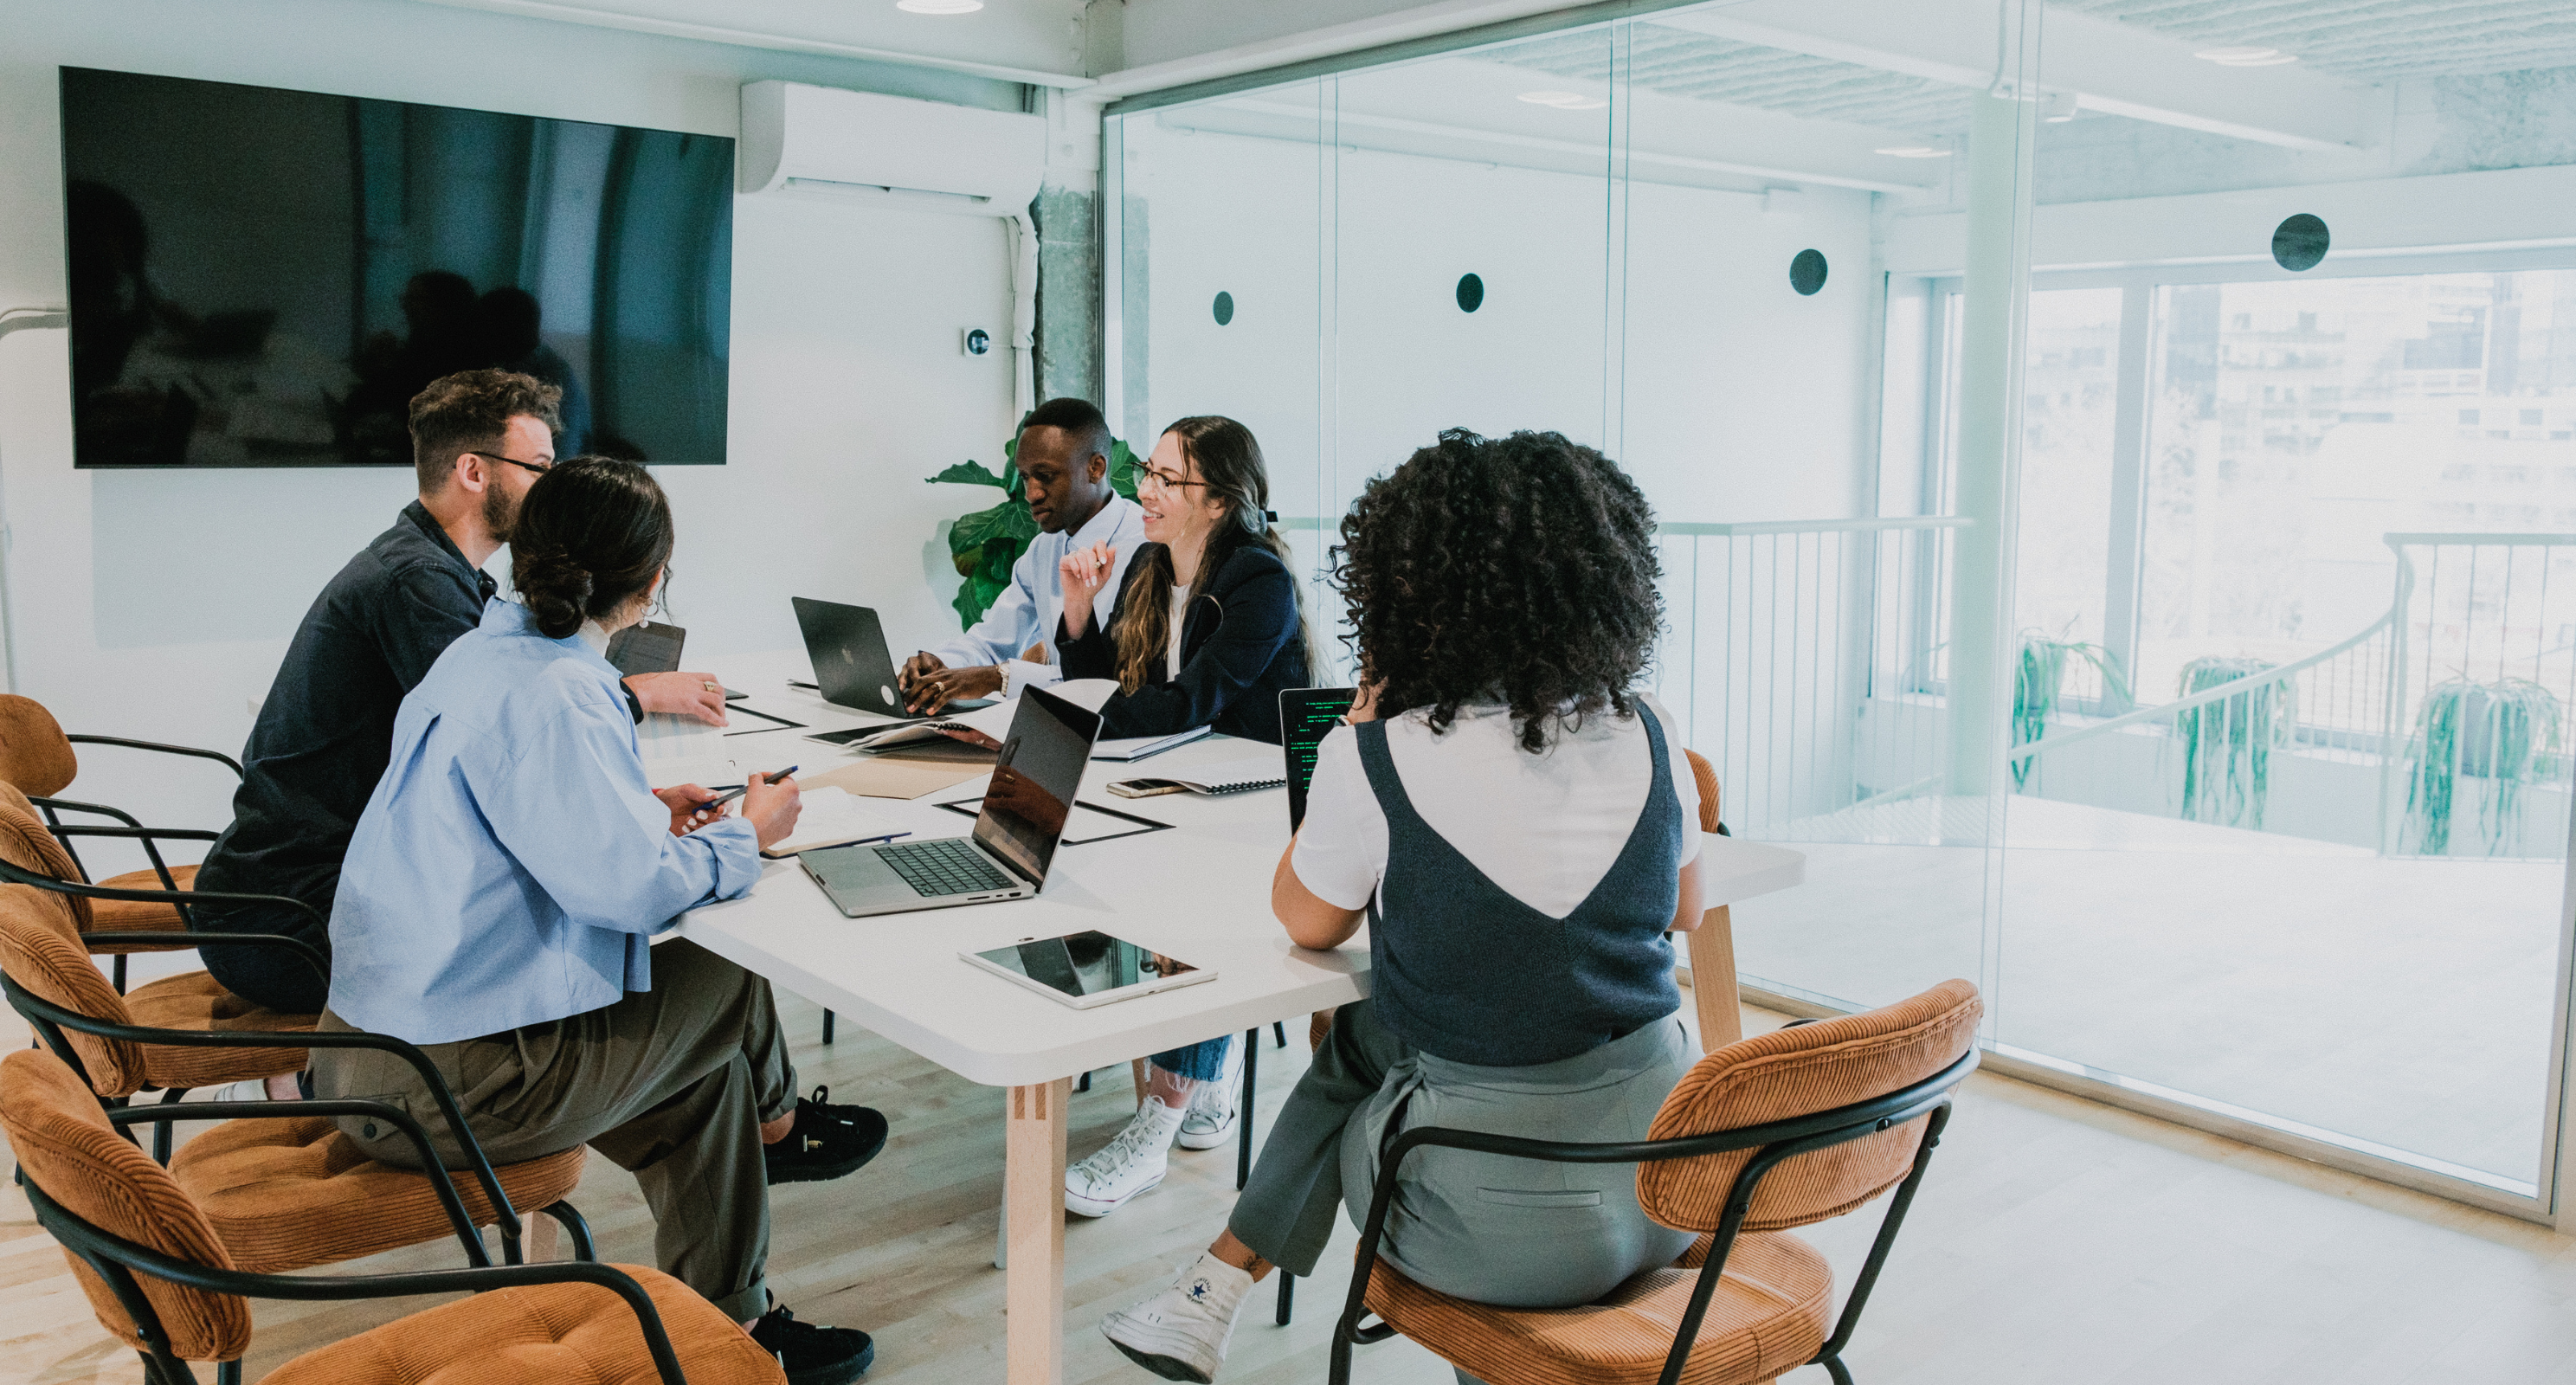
{"left": 1058, "top": 534, "right": 1311, "bottom": 744}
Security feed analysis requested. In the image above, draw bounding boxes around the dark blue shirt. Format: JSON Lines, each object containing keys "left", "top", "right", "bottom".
{"left": 195, "top": 501, "right": 495, "bottom": 917}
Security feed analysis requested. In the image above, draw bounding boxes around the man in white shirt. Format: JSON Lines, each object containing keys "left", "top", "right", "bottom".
{"left": 901, "top": 397, "right": 1143, "bottom": 712}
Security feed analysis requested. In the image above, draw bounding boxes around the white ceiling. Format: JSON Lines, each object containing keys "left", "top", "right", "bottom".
{"left": 1488, "top": 24, "right": 1976, "bottom": 134}
{"left": 2050, "top": 0, "right": 2576, "bottom": 81}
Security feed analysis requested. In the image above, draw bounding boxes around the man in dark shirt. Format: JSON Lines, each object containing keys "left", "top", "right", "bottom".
{"left": 191, "top": 370, "right": 729, "bottom": 1021}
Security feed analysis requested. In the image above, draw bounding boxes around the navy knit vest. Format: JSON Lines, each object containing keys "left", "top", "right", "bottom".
{"left": 1354, "top": 701, "right": 1684, "bottom": 1066}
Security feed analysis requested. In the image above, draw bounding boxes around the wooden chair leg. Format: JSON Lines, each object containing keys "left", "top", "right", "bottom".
{"left": 521, "top": 1208, "right": 561, "bottom": 1261}
{"left": 821, "top": 1008, "right": 835, "bottom": 1045}
{"left": 1272, "top": 1020, "right": 1285, "bottom": 1047}
{"left": 1131, "top": 1057, "right": 1150, "bottom": 1111}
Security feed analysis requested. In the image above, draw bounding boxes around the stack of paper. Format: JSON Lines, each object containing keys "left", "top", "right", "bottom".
{"left": 760, "top": 786, "right": 911, "bottom": 858}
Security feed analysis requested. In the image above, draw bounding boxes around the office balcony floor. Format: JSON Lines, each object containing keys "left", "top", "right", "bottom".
{"left": 1734, "top": 795, "right": 2560, "bottom": 1189}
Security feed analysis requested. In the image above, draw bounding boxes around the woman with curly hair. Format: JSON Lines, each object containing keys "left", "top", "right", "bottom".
{"left": 1098, "top": 429, "right": 1706, "bottom": 1384}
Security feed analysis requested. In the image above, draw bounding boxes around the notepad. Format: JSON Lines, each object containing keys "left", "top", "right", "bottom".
{"left": 1092, "top": 725, "right": 1214, "bottom": 762}
{"left": 759, "top": 787, "right": 911, "bottom": 858}
{"left": 1120, "top": 756, "right": 1286, "bottom": 796}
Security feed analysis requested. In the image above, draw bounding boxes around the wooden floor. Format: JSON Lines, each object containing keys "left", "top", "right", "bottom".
{"left": 13, "top": 989, "right": 2576, "bottom": 1384}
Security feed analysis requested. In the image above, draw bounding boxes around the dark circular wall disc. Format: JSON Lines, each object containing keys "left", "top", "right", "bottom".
{"left": 1790, "top": 248, "right": 1829, "bottom": 296}
{"left": 2273, "top": 214, "right": 2329, "bottom": 272}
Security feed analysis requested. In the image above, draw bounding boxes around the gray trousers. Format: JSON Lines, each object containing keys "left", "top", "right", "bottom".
{"left": 1228, "top": 999, "right": 1697, "bottom": 1309}
{"left": 312, "top": 940, "right": 798, "bottom": 1321}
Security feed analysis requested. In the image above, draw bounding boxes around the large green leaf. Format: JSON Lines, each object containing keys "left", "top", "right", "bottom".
{"left": 950, "top": 497, "right": 1037, "bottom": 554}
{"left": 926, "top": 459, "right": 1012, "bottom": 490}
{"left": 1109, "top": 438, "right": 1143, "bottom": 501}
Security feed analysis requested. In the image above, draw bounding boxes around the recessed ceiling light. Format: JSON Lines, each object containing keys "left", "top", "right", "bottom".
{"left": 897, "top": 0, "right": 982, "bottom": 13}
{"left": 1875, "top": 146, "right": 1953, "bottom": 158}
{"left": 1517, "top": 90, "right": 1608, "bottom": 110}
{"left": 2195, "top": 45, "right": 2298, "bottom": 66}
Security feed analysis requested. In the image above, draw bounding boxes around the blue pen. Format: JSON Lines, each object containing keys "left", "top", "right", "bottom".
{"left": 701, "top": 766, "right": 797, "bottom": 810}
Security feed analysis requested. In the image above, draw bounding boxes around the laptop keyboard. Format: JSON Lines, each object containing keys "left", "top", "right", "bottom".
{"left": 879, "top": 838, "right": 1016, "bottom": 897}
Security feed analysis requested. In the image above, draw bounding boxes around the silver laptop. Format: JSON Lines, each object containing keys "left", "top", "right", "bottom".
{"left": 798, "top": 686, "right": 1102, "bottom": 917}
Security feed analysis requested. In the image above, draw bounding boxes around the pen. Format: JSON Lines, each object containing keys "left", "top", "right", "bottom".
{"left": 700, "top": 766, "right": 797, "bottom": 809}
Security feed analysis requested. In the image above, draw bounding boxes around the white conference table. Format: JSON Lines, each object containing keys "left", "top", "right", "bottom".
{"left": 663, "top": 652, "right": 1805, "bottom": 1384}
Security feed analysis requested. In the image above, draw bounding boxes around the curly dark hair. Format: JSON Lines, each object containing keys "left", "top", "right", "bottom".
{"left": 1333, "top": 429, "right": 1661, "bottom": 752}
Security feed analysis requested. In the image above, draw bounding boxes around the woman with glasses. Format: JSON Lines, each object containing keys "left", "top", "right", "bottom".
{"left": 1097, "top": 430, "right": 1703, "bottom": 1384}
{"left": 1056, "top": 414, "right": 1316, "bottom": 744}
{"left": 1053, "top": 415, "right": 1317, "bottom": 1219}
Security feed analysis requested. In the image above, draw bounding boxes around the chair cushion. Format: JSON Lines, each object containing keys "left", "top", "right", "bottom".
{"left": 1365, "top": 1231, "right": 1832, "bottom": 1385}
{"left": 0, "top": 695, "right": 79, "bottom": 798}
{"left": 1638, "top": 979, "right": 1980, "bottom": 1234}
{"left": 0, "top": 783, "right": 92, "bottom": 928}
{"left": 126, "top": 970, "right": 312, "bottom": 1090}
{"left": 264, "top": 1262, "right": 785, "bottom": 1385}
{"left": 84, "top": 864, "right": 199, "bottom": 950}
{"left": 0, "top": 884, "right": 146, "bottom": 1096}
{"left": 0, "top": 1049, "right": 250, "bottom": 1362}
{"left": 171, "top": 1116, "right": 587, "bottom": 1273}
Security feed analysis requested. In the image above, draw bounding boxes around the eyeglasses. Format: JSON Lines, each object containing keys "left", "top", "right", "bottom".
{"left": 1138, "top": 467, "right": 1204, "bottom": 494}
{"left": 470, "top": 451, "right": 553, "bottom": 475}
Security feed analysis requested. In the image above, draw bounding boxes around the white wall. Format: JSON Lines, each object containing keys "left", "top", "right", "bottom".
{"left": 0, "top": 0, "right": 1023, "bottom": 869}
{"left": 1122, "top": 120, "right": 1879, "bottom": 530}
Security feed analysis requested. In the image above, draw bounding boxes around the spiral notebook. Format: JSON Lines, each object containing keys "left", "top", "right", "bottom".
{"left": 1134, "top": 756, "right": 1288, "bottom": 796}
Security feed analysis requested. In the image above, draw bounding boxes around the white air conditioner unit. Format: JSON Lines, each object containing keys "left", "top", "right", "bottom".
{"left": 738, "top": 81, "right": 1044, "bottom": 214}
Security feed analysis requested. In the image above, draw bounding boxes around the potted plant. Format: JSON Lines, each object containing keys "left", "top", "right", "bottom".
{"left": 2010, "top": 630, "right": 2130, "bottom": 789}
{"left": 925, "top": 428, "right": 1141, "bottom": 629}
{"left": 2174, "top": 655, "right": 2289, "bottom": 828}
{"left": 2404, "top": 677, "right": 2561, "bottom": 855}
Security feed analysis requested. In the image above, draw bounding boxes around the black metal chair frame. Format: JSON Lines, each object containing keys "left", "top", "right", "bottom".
{"left": 11, "top": 803, "right": 229, "bottom": 993}
{"left": 17, "top": 1169, "right": 667, "bottom": 1385}
{"left": 1328, "top": 1049, "right": 1979, "bottom": 1385}
{"left": 29, "top": 732, "right": 243, "bottom": 882}
{"left": 0, "top": 914, "right": 563, "bottom": 1268}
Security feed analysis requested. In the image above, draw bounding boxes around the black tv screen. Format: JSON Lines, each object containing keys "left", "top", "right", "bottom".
{"left": 59, "top": 68, "right": 732, "bottom": 467}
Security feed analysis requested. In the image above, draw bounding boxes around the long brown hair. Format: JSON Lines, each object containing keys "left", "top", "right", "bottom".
{"left": 1111, "top": 416, "right": 1318, "bottom": 693}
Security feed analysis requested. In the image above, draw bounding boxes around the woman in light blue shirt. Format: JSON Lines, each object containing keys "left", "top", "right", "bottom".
{"left": 312, "top": 457, "right": 879, "bottom": 1385}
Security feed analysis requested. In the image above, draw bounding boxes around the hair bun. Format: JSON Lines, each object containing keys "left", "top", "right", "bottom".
{"left": 515, "top": 544, "right": 594, "bottom": 639}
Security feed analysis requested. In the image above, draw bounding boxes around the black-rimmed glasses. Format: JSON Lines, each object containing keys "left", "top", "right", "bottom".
{"left": 469, "top": 450, "right": 553, "bottom": 475}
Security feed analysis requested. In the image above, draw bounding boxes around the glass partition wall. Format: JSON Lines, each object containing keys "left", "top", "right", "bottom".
{"left": 1104, "top": 0, "right": 2576, "bottom": 1220}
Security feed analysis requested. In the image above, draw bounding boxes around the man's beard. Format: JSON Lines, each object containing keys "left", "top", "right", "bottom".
{"left": 482, "top": 483, "right": 520, "bottom": 544}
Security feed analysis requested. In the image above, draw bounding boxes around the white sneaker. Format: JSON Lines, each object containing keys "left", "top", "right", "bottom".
{"left": 1066, "top": 1098, "right": 1185, "bottom": 1217}
{"left": 1175, "top": 1042, "right": 1243, "bottom": 1151}
{"left": 1099, "top": 1253, "right": 1253, "bottom": 1383}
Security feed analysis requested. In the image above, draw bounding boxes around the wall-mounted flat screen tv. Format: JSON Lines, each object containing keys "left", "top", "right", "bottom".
{"left": 60, "top": 67, "right": 732, "bottom": 467}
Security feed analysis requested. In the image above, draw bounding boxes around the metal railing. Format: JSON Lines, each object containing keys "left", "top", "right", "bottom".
{"left": 2012, "top": 532, "right": 2576, "bottom": 856}
{"left": 1647, "top": 519, "right": 1968, "bottom": 841}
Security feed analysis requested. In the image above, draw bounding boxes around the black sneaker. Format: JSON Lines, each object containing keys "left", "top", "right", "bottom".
{"left": 750, "top": 1301, "right": 874, "bottom": 1385}
{"left": 763, "top": 1085, "right": 890, "bottom": 1185}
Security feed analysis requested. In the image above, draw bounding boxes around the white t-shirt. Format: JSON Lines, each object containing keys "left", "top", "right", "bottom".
{"left": 1290, "top": 694, "right": 1700, "bottom": 919}
{"left": 1166, "top": 584, "right": 1191, "bottom": 679}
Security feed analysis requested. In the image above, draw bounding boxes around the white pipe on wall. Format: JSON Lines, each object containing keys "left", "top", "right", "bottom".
{"left": 0, "top": 306, "right": 68, "bottom": 697}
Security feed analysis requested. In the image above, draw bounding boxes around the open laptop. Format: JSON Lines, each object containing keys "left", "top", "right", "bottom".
{"left": 603, "top": 621, "right": 746, "bottom": 700}
{"left": 793, "top": 596, "right": 993, "bottom": 723}
{"left": 800, "top": 685, "right": 1103, "bottom": 917}
{"left": 1278, "top": 686, "right": 1358, "bottom": 830}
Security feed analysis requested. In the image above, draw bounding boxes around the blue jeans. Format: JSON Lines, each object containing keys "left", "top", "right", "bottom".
{"left": 1150, "top": 1034, "right": 1233, "bottom": 1082}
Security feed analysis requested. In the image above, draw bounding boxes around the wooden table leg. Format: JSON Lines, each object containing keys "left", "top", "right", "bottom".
{"left": 1686, "top": 905, "right": 1744, "bottom": 1053}
{"left": 1005, "top": 1077, "right": 1070, "bottom": 1385}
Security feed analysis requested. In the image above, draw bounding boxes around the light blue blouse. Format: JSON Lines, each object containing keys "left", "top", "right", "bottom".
{"left": 325, "top": 600, "right": 760, "bottom": 1044}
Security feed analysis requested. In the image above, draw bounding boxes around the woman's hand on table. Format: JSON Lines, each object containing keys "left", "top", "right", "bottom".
{"left": 740, "top": 770, "right": 803, "bottom": 852}
{"left": 654, "top": 784, "right": 731, "bottom": 837}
